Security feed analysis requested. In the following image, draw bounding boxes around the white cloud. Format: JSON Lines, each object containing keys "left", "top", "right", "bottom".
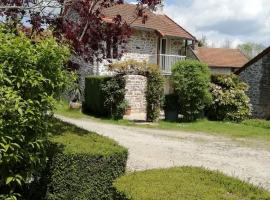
{"left": 164, "top": 0, "right": 270, "bottom": 48}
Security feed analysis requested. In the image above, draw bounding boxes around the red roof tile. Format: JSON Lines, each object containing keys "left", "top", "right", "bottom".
{"left": 103, "top": 4, "right": 196, "bottom": 40}
{"left": 193, "top": 47, "right": 249, "bottom": 68}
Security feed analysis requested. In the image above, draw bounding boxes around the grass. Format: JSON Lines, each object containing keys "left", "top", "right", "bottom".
{"left": 49, "top": 119, "right": 127, "bottom": 157}
{"left": 55, "top": 101, "right": 270, "bottom": 140}
{"left": 114, "top": 167, "right": 270, "bottom": 200}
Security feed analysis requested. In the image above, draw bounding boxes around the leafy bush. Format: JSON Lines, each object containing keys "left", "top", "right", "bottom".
{"left": 84, "top": 76, "right": 127, "bottom": 119}
{"left": 102, "top": 75, "right": 127, "bottom": 120}
{"left": 0, "top": 28, "right": 71, "bottom": 199}
{"left": 114, "top": 167, "right": 270, "bottom": 200}
{"left": 46, "top": 120, "right": 128, "bottom": 200}
{"left": 146, "top": 69, "right": 164, "bottom": 122}
{"left": 84, "top": 76, "right": 112, "bottom": 116}
{"left": 206, "top": 74, "right": 251, "bottom": 122}
{"left": 171, "top": 60, "right": 212, "bottom": 122}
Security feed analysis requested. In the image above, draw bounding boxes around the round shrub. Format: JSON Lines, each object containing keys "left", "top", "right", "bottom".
{"left": 206, "top": 74, "right": 251, "bottom": 122}
{"left": 171, "top": 60, "right": 212, "bottom": 122}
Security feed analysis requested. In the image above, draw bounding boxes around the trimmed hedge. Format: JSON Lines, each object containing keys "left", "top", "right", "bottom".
{"left": 84, "top": 75, "right": 127, "bottom": 119}
{"left": 114, "top": 167, "right": 270, "bottom": 200}
{"left": 45, "top": 120, "right": 128, "bottom": 200}
{"left": 84, "top": 76, "right": 112, "bottom": 116}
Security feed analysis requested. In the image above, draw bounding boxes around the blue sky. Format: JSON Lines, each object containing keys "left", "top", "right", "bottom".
{"left": 130, "top": 0, "right": 270, "bottom": 47}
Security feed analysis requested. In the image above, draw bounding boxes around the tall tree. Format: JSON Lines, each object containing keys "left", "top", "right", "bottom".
{"left": 237, "top": 42, "right": 265, "bottom": 60}
{"left": 0, "top": 0, "right": 161, "bottom": 63}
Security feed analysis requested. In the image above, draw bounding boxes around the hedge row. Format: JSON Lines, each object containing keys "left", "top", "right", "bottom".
{"left": 84, "top": 76, "right": 112, "bottom": 116}
{"left": 37, "top": 120, "right": 128, "bottom": 200}
{"left": 84, "top": 76, "right": 127, "bottom": 119}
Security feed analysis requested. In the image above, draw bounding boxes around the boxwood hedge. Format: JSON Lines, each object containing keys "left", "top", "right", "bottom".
{"left": 45, "top": 120, "right": 128, "bottom": 200}
{"left": 114, "top": 167, "right": 270, "bottom": 200}
{"left": 84, "top": 76, "right": 112, "bottom": 116}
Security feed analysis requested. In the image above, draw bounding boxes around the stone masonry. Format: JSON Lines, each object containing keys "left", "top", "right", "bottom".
{"left": 124, "top": 75, "right": 147, "bottom": 114}
{"left": 239, "top": 49, "right": 270, "bottom": 118}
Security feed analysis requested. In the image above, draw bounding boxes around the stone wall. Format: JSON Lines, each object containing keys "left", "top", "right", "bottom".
{"left": 169, "top": 39, "right": 184, "bottom": 55}
{"left": 124, "top": 75, "right": 147, "bottom": 113}
{"left": 122, "top": 29, "right": 158, "bottom": 63}
{"left": 239, "top": 52, "right": 270, "bottom": 118}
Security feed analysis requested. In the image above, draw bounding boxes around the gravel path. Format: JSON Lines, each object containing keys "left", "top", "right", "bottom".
{"left": 57, "top": 115, "right": 270, "bottom": 190}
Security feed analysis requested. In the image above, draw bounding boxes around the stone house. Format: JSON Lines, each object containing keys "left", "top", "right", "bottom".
{"left": 236, "top": 47, "right": 270, "bottom": 119}
{"left": 188, "top": 47, "right": 249, "bottom": 74}
{"left": 73, "top": 3, "right": 197, "bottom": 116}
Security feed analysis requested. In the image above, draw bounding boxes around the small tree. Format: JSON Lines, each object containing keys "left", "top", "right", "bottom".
{"left": 0, "top": 27, "right": 72, "bottom": 199}
{"left": 171, "top": 60, "right": 212, "bottom": 122}
{"left": 206, "top": 74, "right": 251, "bottom": 122}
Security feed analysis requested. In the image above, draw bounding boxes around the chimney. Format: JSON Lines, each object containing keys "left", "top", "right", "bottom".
{"left": 154, "top": 0, "right": 164, "bottom": 15}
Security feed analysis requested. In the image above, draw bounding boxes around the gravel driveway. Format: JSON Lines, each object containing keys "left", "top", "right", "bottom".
{"left": 57, "top": 115, "right": 270, "bottom": 190}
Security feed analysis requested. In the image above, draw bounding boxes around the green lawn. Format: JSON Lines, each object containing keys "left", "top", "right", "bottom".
{"left": 49, "top": 118, "right": 127, "bottom": 157}
{"left": 55, "top": 101, "right": 270, "bottom": 141}
{"left": 114, "top": 167, "right": 270, "bottom": 200}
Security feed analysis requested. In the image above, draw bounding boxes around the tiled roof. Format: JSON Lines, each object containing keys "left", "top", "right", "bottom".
{"left": 193, "top": 47, "right": 249, "bottom": 68}
{"left": 102, "top": 4, "right": 196, "bottom": 40}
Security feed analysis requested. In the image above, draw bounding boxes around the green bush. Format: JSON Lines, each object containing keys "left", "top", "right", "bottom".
{"left": 45, "top": 120, "right": 128, "bottom": 200}
{"left": 102, "top": 75, "right": 127, "bottom": 120}
{"left": 171, "top": 60, "right": 212, "bottom": 122}
{"left": 84, "top": 75, "right": 127, "bottom": 119}
{"left": 84, "top": 76, "right": 112, "bottom": 116}
{"left": 206, "top": 74, "right": 251, "bottom": 122}
{"left": 146, "top": 69, "right": 164, "bottom": 122}
{"left": 114, "top": 167, "right": 270, "bottom": 200}
{"left": 0, "top": 27, "right": 71, "bottom": 199}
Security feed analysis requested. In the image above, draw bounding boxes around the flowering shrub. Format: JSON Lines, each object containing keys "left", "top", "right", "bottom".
{"left": 206, "top": 75, "right": 251, "bottom": 122}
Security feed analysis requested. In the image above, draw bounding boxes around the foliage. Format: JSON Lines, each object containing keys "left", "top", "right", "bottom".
{"left": 238, "top": 42, "right": 265, "bottom": 60}
{"left": 84, "top": 76, "right": 127, "bottom": 119}
{"left": 171, "top": 60, "right": 212, "bottom": 122}
{"left": 114, "top": 167, "right": 270, "bottom": 200}
{"left": 146, "top": 69, "right": 164, "bottom": 122}
{"left": 46, "top": 120, "right": 128, "bottom": 200}
{"left": 0, "top": 0, "right": 161, "bottom": 63}
{"left": 84, "top": 76, "right": 111, "bottom": 116}
{"left": 109, "top": 60, "right": 164, "bottom": 122}
{"left": 206, "top": 74, "right": 251, "bottom": 122}
{"left": 102, "top": 75, "right": 127, "bottom": 120}
{"left": 0, "top": 28, "right": 71, "bottom": 199}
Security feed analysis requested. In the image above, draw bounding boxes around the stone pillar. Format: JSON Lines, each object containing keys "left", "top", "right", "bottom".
{"left": 124, "top": 75, "right": 147, "bottom": 114}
